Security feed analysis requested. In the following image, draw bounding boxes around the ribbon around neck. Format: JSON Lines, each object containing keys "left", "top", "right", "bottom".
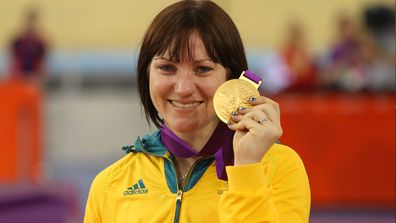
{"left": 160, "top": 122, "right": 234, "bottom": 180}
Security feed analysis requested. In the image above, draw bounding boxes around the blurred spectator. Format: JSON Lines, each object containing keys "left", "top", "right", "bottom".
{"left": 321, "top": 13, "right": 367, "bottom": 91}
{"left": 258, "top": 52, "right": 292, "bottom": 94}
{"left": 9, "top": 7, "right": 48, "bottom": 82}
{"left": 361, "top": 5, "right": 395, "bottom": 91}
{"left": 280, "top": 20, "right": 318, "bottom": 91}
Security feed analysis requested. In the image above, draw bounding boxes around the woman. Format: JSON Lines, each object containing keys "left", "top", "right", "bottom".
{"left": 84, "top": 1, "right": 310, "bottom": 222}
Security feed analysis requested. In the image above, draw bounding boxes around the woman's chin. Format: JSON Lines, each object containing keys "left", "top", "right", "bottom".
{"left": 167, "top": 121, "right": 198, "bottom": 133}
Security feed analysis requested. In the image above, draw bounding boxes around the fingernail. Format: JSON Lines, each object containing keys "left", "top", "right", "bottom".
{"left": 238, "top": 107, "right": 246, "bottom": 110}
{"left": 231, "top": 111, "right": 238, "bottom": 116}
{"left": 248, "top": 97, "right": 256, "bottom": 102}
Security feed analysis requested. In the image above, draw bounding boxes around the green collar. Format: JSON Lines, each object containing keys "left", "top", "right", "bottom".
{"left": 122, "top": 130, "right": 168, "bottom": 156}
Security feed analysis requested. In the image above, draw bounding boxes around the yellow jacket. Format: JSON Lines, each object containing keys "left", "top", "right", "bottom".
{"left": 84, "top": 131, "right": 310, "bottom": 222}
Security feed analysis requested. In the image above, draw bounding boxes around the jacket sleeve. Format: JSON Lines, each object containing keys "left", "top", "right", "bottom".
{"left": 84, "top": 169, "right": 109, "bottom": 223}
{"left": 219, "top": 146, "right": 311, "bottom": 223}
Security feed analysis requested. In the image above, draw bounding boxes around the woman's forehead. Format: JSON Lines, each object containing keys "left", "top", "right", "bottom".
{"left": 156, "top": 33, "right": 213, "bottom": 62}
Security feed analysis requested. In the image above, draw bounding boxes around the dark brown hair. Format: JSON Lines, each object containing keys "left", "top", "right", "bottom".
{"left": 137, "top": 0, "right": 248, "bottom": 128}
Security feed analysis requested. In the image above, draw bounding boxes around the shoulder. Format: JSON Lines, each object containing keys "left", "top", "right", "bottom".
{"left": 90, "top": 153, "right": 137, "bottom": 191}
{"left": 264, "top": 143, "right": 305, "bottom": 168}
{"left": 90, "top": 130, "right": 165, "bottom": 190}
{"left": 261, "top": 143, "right": 308, "bottom": 184}
{"left": 85, "top": 153, "right": 142, "bottom": 221}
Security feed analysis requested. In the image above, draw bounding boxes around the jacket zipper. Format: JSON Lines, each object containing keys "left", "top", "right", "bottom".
{"left": 138, "top": 139, "right": 213, "bottom": 223}
{"left": 170, "top": 156, "right": 212, "bottom": 223}
{"left": 174, "top": 189, "right": 183, "bottom": 223}
{"left": 142, "top": 150, "right": 184, "bottom": 223}
{"left": 139, "top": 151, "right": 184, "bottom": 223}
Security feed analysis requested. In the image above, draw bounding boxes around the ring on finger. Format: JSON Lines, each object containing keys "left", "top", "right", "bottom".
{"left": 258, "top": 117, "right": 269, "bottom": 124}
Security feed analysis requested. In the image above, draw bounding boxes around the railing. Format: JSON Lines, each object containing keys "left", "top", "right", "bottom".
{"left": 0, "top": 80, "right": 42, "bottom": 183}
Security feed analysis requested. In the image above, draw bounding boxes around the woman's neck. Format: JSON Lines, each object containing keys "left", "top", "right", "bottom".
{"left": 171, "top": 121, "right": 219, "bottom": 152}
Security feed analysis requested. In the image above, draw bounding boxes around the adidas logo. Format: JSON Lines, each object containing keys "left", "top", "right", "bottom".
{"left": 123, "top": 178, "right": 149, "bottom": 196}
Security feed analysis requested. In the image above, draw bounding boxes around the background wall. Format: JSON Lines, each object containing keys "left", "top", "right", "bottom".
{"left": 1, "top": 0, "right": 394, "bottom": 51}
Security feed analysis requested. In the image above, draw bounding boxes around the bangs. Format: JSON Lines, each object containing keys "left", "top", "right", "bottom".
{"left": 155, "top": 27, "right": 220, "bottom": 63}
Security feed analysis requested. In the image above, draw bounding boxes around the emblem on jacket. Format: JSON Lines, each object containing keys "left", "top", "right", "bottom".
{"left": 123, "top": 178, "right": 149, "bottom": 195}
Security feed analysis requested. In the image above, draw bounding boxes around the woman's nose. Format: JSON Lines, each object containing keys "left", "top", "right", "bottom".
{"left": 174, "top": 71, "right": 195, "bottom": 96}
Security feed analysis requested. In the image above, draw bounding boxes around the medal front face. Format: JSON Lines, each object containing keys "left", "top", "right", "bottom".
{"left": 213, "top": 79, "right": 260, "bottom": 124}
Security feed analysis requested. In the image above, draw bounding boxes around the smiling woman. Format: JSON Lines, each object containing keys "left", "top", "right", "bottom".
{"left": 84, "top": 1, "right": 310, "bottom": 223}
{"left": 149, "top": 33, "right": 227, "bottom": 140}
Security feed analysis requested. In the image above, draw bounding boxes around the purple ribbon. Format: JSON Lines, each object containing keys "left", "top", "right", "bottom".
{"left": 160, "top": 123, "right": 234, "bottom": 180}
{"left": 244, "top": 70, "right": 262, "bottom": 84}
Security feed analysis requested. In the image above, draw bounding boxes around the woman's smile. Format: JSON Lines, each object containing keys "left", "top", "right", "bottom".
{"left": 169, "top": 100, "right": 203, "bottom": 109}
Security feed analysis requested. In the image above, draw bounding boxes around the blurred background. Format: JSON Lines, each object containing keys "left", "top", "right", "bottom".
{"left": 0, "top": 0, "right": 394, "bottom": 222}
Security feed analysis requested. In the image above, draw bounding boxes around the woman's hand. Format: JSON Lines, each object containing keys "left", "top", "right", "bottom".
{"left": 228, "top": 96, "right": 283, "bottom": 165}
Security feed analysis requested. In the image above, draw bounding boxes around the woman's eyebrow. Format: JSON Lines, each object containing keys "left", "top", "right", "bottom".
{"left": 192, "top": 59, "right": 213, "bottom": 64}
{"left": 153, "top": 57, "right": 213, "bottom": 64}
{"left": 153, "top": 56, "right": 172, "bottom": 61}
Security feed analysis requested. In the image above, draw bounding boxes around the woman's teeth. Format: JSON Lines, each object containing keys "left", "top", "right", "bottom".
{"left": 171, "top": 101, "right": 201, "bottom": 108}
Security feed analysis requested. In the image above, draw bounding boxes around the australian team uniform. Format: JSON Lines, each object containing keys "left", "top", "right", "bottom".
{"left": 84, "top": 131, "right": 310, "bottom": 222}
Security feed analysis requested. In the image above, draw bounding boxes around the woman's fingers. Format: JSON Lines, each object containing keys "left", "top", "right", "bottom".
{"left": 249, "top": 96, "right": 280, "bottom": 114}
{"left": 228, "top": 95, "right": 282, "bottom": 135}
{"left": 231, "top": 101, "right": 279, "bottom": 126}
{"left": 228, "top": 116, "right": 264, "bottom": 131}
{"left": 231, "top": 108, "right": 270, "bottom": 125}
{"left": 231, "top": 96, "right": 280, "bottom": 116}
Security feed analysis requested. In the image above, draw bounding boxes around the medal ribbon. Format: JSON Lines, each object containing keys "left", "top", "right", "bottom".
{"left": 160, "top": 122, "right": 234, "bottom": 180}
{"left": 244, "top": 70, "right": 262, "bottom": 84}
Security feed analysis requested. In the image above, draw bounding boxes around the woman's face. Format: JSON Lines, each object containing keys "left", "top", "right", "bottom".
{"left": 149, "top": 33, "right": 227, "bottom": 135}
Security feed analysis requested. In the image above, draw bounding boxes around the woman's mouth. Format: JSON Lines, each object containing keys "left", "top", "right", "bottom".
{"left": 169, "top": 100, "right": 202, "bottom": 109}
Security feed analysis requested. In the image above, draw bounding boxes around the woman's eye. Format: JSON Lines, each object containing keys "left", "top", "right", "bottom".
{"left": 159, "top": 64, "right": 176, "bottom": 72}
{"left": 196, "top": 66, "right": 213, "bottom": 74}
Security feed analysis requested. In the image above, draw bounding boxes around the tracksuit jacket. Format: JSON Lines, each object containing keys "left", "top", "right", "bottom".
{"left": 84, "top": 131, "right": 310, "bottom": 223}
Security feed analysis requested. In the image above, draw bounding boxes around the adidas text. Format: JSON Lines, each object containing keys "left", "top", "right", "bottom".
{"left": 124, "top": 189, "right": 149, "bottom": 195}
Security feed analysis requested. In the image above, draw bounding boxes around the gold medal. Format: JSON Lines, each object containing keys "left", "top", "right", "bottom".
{"left": 213, "top": 71, "right": 262, "bottom": 124}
